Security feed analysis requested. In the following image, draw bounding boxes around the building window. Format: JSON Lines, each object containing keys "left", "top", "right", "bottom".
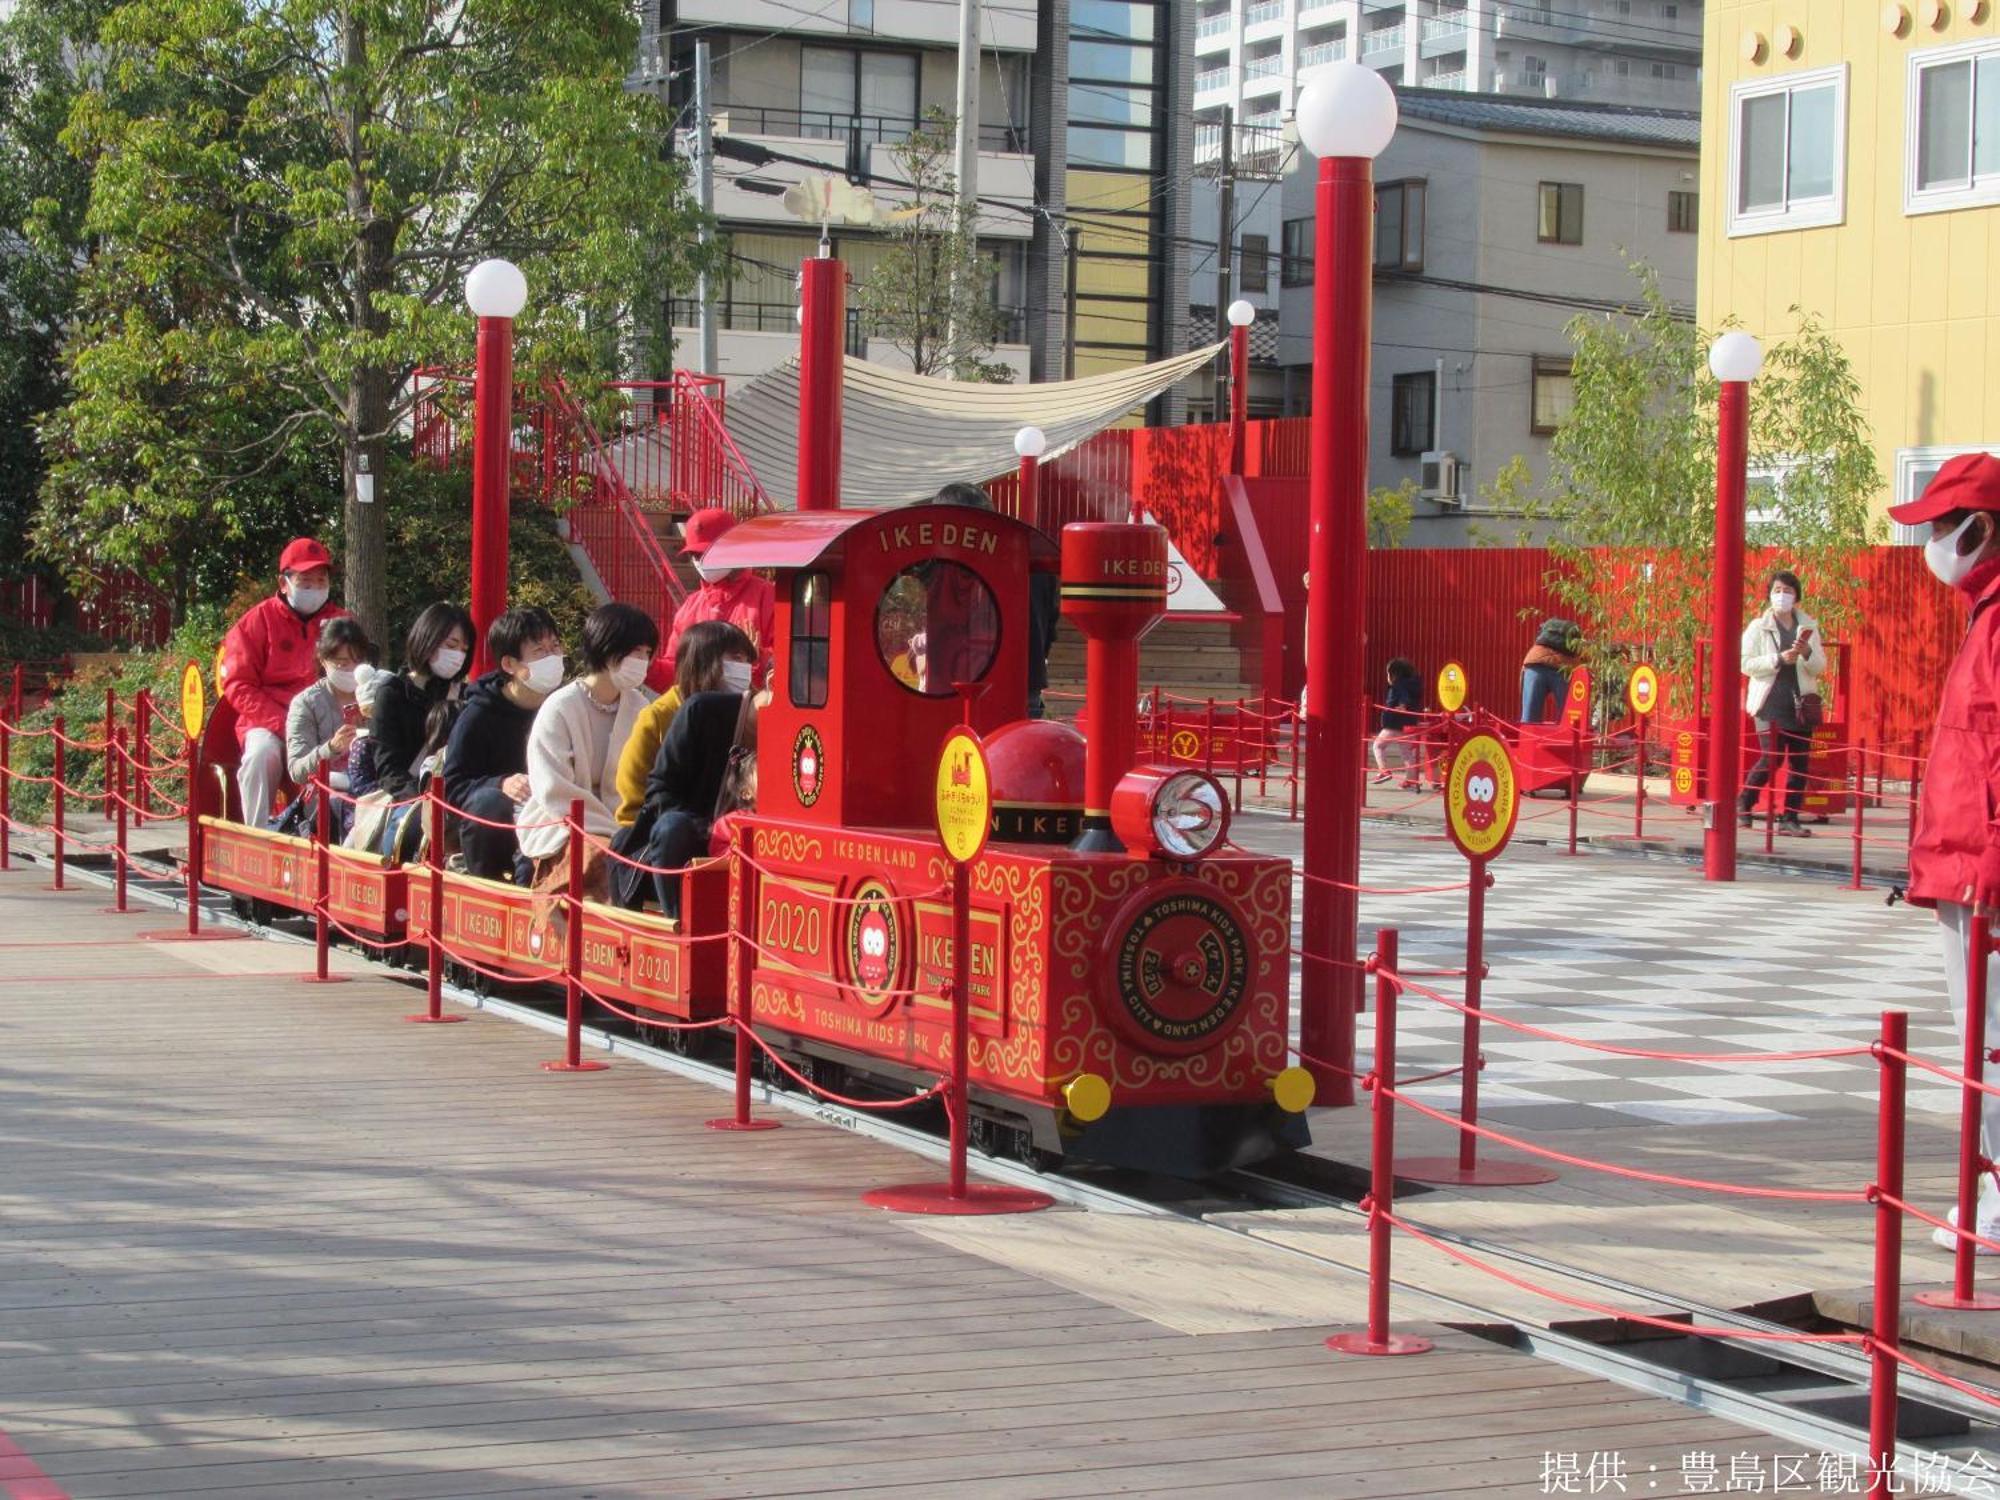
{"left": 1728, "top": 64, "right": 1847, "bottom": 236}
{"left": 1537, "top": 182, "right": 1583, "bottom": 244}
{"left": 1668, "top": 189, "right": 1698, "bottom": 232}
{"left": 1281, "top": 218, "right": 1313, "bottom": 285}
{"left": 800, "top": 46, "right": 920, "bottom": 135}
{"left": 1893, "top": 446, "right": 2000, "bottom": 541}
{"left": 1908, "top": 41, "right": 2000, "bottom": 214}
{"left": 1530, "top": 358, "right": 1575, "bottom": 435}
{"left": 1663, "top": 4, "right": 1678, "bottom": 16}
{"left": 790, "top": 572, "right": 832, "bottom": 709}
{"left": 1523, "top": 55, "right": 1546, "bottom": 89}
{"left": 1651, "top": 62, "right": 1678, "bottom": 80}
{"left": 1240, "top": 232, "right": 1270, "bottom": 292}
{"left": 1376, "top": 179, "right": 1425, "bottom": 271}
{"left": 1391, "top": 371, "right": 1435, "bottom": 456}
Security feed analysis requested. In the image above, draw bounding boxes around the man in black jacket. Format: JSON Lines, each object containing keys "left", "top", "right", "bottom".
{"left": 442, "top": 607, "right": 563, "bottom": 881}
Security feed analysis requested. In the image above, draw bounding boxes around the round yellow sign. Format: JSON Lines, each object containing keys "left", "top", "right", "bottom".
{"left": 179, "top": 661, "right": 206, "bottom": 738}
{"left": 1437, "top": 660, "right": 1468, "bottom": 714}
{"left": 1444, "top": 731, "right": 1519, "bottom": 862}
{"left": 1627, "top": 663, "right": 1661, "bottom": 717}
{"left": 934, "top": 726, "right": 992, "bottom": 865}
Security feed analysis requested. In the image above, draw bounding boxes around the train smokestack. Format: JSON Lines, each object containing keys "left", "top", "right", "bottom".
{"left": 1059, "top": 522, "right": 1168, "bottom": 853}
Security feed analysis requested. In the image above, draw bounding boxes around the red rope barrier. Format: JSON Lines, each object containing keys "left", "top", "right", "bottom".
{"left": 731, "top": 1019, "right": 948, "bottom": 1111}
{"left": 1870, "top": 1338, "right": 2000, "bottom": 1409}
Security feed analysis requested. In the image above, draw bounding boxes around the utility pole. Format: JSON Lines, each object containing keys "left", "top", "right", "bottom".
{"left": 945, "top": 0, "right": 981, "bottom": 373}
{"left": 1214, "top": 105, "right": 1235, "bottom": 418}
{"left": 693, "top": 40, "right": 718, "bottom": 377}
{"left": 1064, "top": 233, "right": 1079, "bottom": 380}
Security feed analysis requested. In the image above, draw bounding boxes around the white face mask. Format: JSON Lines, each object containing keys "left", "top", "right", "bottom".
{"left": 287, "top": 583, "right": 330, "bottom": 616}
{"left": 325, "top": 665, "right": 358, "bottom": 693}
{"left": 521, "top": 653, "right": 566, "bottom": 694}
{"left": 1926, "top": 513, "right": 1992, "bottom": 588}
{"left": 611, "top": 654, "right": 651, "bottom": 691}
{"left": 429, "top": 647, "right": 467, "bottom": 681}
{"left": 719, "top": 660, "right": 755, "bottom": 694}
{"left": 1770, "top": 590, "right": 1797, "bottom": 613}
{"left": 694, "top": 559, "right": 735, "bottom": 585}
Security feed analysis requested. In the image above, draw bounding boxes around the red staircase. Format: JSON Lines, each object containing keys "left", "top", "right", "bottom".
{"left": 410, "top": 367, "right": 770, "bottom": 624}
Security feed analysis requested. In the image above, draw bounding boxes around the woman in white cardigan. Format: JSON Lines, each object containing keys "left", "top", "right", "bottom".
{"left": 1738, "top": 567, "right": 1829, "bottom": 836}
{"left": 517, "top": 603, "right": 659, "bottom": 899}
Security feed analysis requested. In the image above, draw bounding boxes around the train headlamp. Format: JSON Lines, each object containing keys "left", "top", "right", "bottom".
{"left": 1110, "top": 767, "right": 1231, "bottom": 860}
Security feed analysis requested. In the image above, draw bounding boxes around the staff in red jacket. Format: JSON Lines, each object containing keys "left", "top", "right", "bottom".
{"left": 220, "top": 537, "right": 349, "bottom": 822}
{"left": 1893, "top": 452, "right": 2000, "bottom": 1250}
{"left": 655, "top": 507, "right": 775, "bottom": 689}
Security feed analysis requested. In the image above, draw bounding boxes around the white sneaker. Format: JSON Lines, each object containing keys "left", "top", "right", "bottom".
{"left": 1930, "top": 1203, "right": 2000, "bottom": 1254}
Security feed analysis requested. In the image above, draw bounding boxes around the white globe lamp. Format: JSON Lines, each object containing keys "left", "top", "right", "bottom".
{"left": 1295, "top": 64, "right": 1399, "bottom": 160}
{"left": 1014, "top": 425, "right": 1048, "bottom": 460}
{"left": 464, "top": 259, "right": 528, "bottom": 320}
{"left": 1227, "top": 299, "right": 1257, "bottom": 328}
{"left": 1708, "top": 331, "right": 1764, "bottom": 383}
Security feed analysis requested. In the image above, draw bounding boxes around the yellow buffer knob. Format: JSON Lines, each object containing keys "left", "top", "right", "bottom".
{"left": 1063, "top": 1073, "right": 1112, "bottom": 1123}
{"left": 1272, "top": 1066, "right": 1316, "bottom": 1114}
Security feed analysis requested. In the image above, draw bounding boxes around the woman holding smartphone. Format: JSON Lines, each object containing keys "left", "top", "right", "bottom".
{"left": 1738, "top": 568, "right": 1829, "bottom": 836}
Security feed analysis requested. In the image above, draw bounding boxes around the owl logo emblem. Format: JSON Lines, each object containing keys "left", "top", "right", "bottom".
{"left": 792, "top": 725, "right": 825, "bottom": 807}
{"left": 1462, "top": 760, "right": 1500, "bottom": 832}
{"left": 854, "top": 910, "right": 892, "bottom": 990}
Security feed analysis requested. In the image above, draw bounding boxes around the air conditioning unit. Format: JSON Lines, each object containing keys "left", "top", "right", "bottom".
{"left": 1420, "top": 450, "right": 1462, "bottom": 503}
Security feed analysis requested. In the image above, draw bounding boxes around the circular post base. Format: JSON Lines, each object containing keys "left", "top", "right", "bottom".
{"left": 1914, "top": 1288, "right": 2000, "bottom": 1310}
{"left": 1326, "top": 1330, "right": 1434, "bottom": 1357}
{"left": 99, "top": 906, "right": 138, "bottom": 916}
{"left": 138, "top": 929, "right": 247, "bottom": 943}
{"left": 403, "top": 1013, "right": 467, "bottom": 1024}
{"left": 861, "top": 1182, "right": 1055, "bottom": 1215}
{"left": 298, "top": 974, "right": 351, "bottom": 985}
{"left": 705, "top": 1117, "right": 783, "bottom": 1132}
{"left": 1396, "top": 1154, "right": 1560, "bottom": 1187}
{"left": 540, "top": 1059, "right": 610, "bottom": 1073}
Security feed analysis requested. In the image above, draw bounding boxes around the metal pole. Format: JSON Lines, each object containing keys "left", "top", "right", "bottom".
{"left": 693, "top": 40, "right": 718, "bottom": 377}
{"left": 1633, "top": 711, "right": 1646, "bottom": 841}
{"left": 1850, "top": 748, "right": 1866, "bottom": 891}
{"left": 111, "top": 728, "right": 128, "bottom": 913}
{"left": 1705, "top": 376, "right": 1749, "bottom": 881}
{"left": 708, "top": 832, "right": 779, "bottom": 1130}
{"left": 102, "top": 685, "right": 114, "bottom": 819}
{"left": 1018, "top": 451, "right": 1040, "bottom": 532}
{"left": 134, "top": 688, "right": 150, "bottom": 827}
{"left": 1, "top": 693, "right": 11, "bottom": 873}
{"left": 406, "top": 788, "right": 463, "bottom": 1021}
{"left": 1456, "top": 865, "right": 1487, "bottom": 1174}
{"left": 1915, "top": 919, "right": 2000, "bottom": 1310}
{"left": 185, "top": 742, "right": 201, "bottom": 936}
{"left": 797, "top": 254, "right": 845, "bottom": 510}
{"left": 470, "top": 311, "right": 515, "bottom": 676}
{"left": 51, "top": 714, "right": 65, "bottom": 892}
{"left": 1064, "top": 235, "right": 1079, "bottom": 381}
{"left": 1869, "top": 1009, "right": 1908, "bottom": 1496}
{"left": 946, "top": 0, "right": 982, "bottom": 366}
{"left": 1301, "top": 152, "right": 1373, "bottom": 1107}
{"left": 1228, "top": 318, "right": 1249, "bottom": 475}
{"left": 949, "top": 857, "right": 971, "bottom": 1200}
{"left": 543, "top": 798, "right": 608, "bottom": 1072}
{"left": 1214, "top": 103, "right": 1235, "bottom": 404}
{"left": 1566, "top": 720, "right": 1581, "bottom": 857}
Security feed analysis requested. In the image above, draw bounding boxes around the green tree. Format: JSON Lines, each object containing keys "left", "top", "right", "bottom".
{"left": 1541, "top": 264, "right": 1883, "bottom": 708}
{"left": 1366, "top": 478, "right": 1415, "bottom": 547}
{"left": 851, "top": 110, "right": 1014, "bottom": 382}
{"left": 38, "top": 0, "right": 709, "bottom": 637}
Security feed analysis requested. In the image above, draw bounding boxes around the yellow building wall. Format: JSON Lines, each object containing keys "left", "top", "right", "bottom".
{"left": 1698, "top": 0, "right": 2000, "bottom": 511}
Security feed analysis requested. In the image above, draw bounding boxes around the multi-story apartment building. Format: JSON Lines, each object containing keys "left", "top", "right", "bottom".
{"left": 1695, "top": 0, "right": 2000, "bottom": 532}
{"left": 647, "top": 0, "right": 1193, "bottom": 401}
{"left": 1266, "top": 88, "right": 1698, "bottom": 543}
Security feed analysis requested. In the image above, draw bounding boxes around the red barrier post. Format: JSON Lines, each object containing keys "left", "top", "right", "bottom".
{"left": 708, "top": 830, "right": 779, "bottom": 1130}
{"left": 543, "top": 799, "right": 608, "bottom": 1073}
{"left": 185, "top": 742, "right": 200, "bottom": 934}
{"left": 301, "top": 763, "right": 346, "bottom": 985}
{"left": 405, "top": 788, "right": 462, "bottom": 1022}
{"left": 1633, "top": 711, "right": 1647, "bottom": 841}
{"left": 1916, "top": 921, "right": 2000, "bottom": 1310}
{"left": 1289, "top": 712, "right": 1302, "bottom": 821}
{"left": 1765, "top": 764, "right": 1777, "bottom": 855}
{"left": 1328, "top": 927, "right": 1432, "bottom": 1357}
{"left": 1908, "top": 762, "right": 1922, "bottom": 848}
{"left": 50, "top": 714, "right": 65, "bottom": 891}
{"left": 1203, "top": 697, "right": 1216, "bottom": 776}
{"left": 1850, "top": 749, "right": 1866, "bottom": 892}
{"left": 1, "top": 691, "right": 11, "bottom": 873}
{"left": 1869, "top": 1008, "right": 1909, "bottom": 1495}
{"left": 1257, "top": 695, "right": 1271, "bottom": 801}
{"left": 1565, "top": 720, "right": 1581, "bottom": 857}
{"left": 1233, "top": 696, "right": 1246, "bottom": 813}
{"left": 133, "top": 688, "right": 150, "bottom": 827}
{"left": 101, "top": 686, "right": 115, "bottom": 819}
{"left": 102, "top": 728, "right": 130, "bottom": 914}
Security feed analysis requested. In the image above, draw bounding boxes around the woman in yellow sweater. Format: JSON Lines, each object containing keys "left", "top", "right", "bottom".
{"left": 614, "top": 620, "right": 756, "bottom": 824}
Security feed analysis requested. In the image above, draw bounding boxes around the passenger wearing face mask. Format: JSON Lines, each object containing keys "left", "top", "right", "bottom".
{"left": 614, "top": 619, "right": 756, "bottom": 827}
{"left": 1886, "top": 453, "right": 2000, "bottom": 1251}
{"left": 1737, "top": 568, "right": 1829, "bottom": 837}
{"left": 368, "top": 602, "right": 475, "bottom": 804}
{"left": 517, "top": 602, "right": 660, "bottom": 902}
{"left": 442, "top": 607, "right": 564, "bottom": 882}
{"left": 655, "top": 507, "right": 776, "bottom": 690}
{"left": 284, "top": 617, "right": 377, "bottom": 816}
{"left": 219, "top": 536, "right": 350, "bottom": 823}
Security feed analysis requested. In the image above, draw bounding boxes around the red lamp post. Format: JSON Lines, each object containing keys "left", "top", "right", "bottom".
{"left": 1704, "top": 331, "right": 1764, "bottom": 883}
{"left": 1226, "top": 298, "right": 1255, "bottom": 475}
{"left": 464, "top": 258, "right": 527, "bottom": 675}
{"left": 797, "top": 252, "right": 845, "bottom": 512}
{"left": 1014, "top": 425, "right": 1047, "bottom": 530}
{"left": 1296, "top": 66, "right": 1398, "bottom": 1106}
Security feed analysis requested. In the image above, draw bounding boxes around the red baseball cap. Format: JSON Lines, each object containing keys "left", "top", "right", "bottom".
{"left": 278, "top": 537, "right": 332, "bottom": 573}
{"left": 1888, "top": 452, "right": 2000, "bottom": 526}
{"left": 680, "top": 507, "right": 738, "bottom": 558}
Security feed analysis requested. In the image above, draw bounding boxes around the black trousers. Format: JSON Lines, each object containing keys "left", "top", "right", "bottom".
{"left": 454, "top": 783, "right": 524, "bottom": 881}
{"left": 1741, "top": 723, "right": 1812, "bottom": 816}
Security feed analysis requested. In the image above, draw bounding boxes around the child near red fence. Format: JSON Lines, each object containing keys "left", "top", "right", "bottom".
{"left": 1372, "top": 657, "right": 1424, "bottom": 789}
{"left": 1888, "top": 452, "right": 2000, "bottom": 1251}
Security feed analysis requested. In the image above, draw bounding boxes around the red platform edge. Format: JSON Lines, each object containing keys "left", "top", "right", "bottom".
{"left": 861, "top": 1181, "right": 1055, "bottom": 1216}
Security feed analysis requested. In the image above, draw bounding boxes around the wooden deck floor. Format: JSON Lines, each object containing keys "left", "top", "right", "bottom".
{"left": 0, "top": 863, "right": 1849, "bottom": 1498}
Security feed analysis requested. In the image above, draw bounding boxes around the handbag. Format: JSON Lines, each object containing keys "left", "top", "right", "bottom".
{"left": 1799, "top": 692, "right": 1825, "bottom": 731}
{"left": 343, "top": 791, "right": 396, "bottom": 854}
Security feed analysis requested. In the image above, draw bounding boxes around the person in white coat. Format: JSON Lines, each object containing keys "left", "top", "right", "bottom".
{"left": 1738, "top": 568, "right": 1828, "bottom": 837}
{"left": 517, "top": 602, "right": 658, "bottom": 901}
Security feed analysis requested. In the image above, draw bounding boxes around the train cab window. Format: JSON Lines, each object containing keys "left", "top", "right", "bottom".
{"left": 875, "top": 561, "right": 1001, "bottom": 697}
{"left": 790, "top": 571, "right": 831, "bottom": 708}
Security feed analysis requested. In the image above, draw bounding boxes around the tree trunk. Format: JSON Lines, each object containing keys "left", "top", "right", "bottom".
{"left": 341, "top": 4, "right": 390, "bottom": 643}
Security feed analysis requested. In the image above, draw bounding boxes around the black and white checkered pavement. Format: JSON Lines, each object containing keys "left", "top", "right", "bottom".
{"left": 1233, "top": 812, "right": 1958, "bottom": 1131}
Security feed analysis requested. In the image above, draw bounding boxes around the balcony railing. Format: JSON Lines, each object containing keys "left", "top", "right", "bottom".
{"left": 670, "top": 299, "right": 1029, "bottom": 351}
{"left": 1361, "top": 23, "right": 1405, "bottom": 53}
{"left": 1194, "top": 119, "right": 1287, "bottom": 178}
{"left": 1245, "top": 0, "right": 1284, "bottom": 25}
{"left": 1197, "top": 10, "right": 1235, "bottom": 38}
{"left": 714, "top": 106, "right": 1029, "bottom": 156}
{"left": 1426, "top": 68, "right": 1467, "bottom": 88}
{"left": 1420, "top": 13, "right": 1466, "bottom": 42}
{"left": 1196, "top": 66, "right": 1231, "bottom": 93}
{"left": 1299, "top": 38, "right": 1348, "bottom": 67}
{"left": 1244, "top": 53, "right": 1284, "bottom": 78}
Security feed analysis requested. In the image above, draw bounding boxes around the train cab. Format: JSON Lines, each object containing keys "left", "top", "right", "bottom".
{"left": 706, "top": 506, "right": 1313, "bottom": 1174}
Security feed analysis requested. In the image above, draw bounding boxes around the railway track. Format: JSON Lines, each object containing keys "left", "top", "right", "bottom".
{"left": 33, "top": 845, "right": 2000, "bottom": 1494}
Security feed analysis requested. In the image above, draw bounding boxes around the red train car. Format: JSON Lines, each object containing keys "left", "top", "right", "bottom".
{"left": 199, "top": 817, "right": 408, "bottom": 942}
